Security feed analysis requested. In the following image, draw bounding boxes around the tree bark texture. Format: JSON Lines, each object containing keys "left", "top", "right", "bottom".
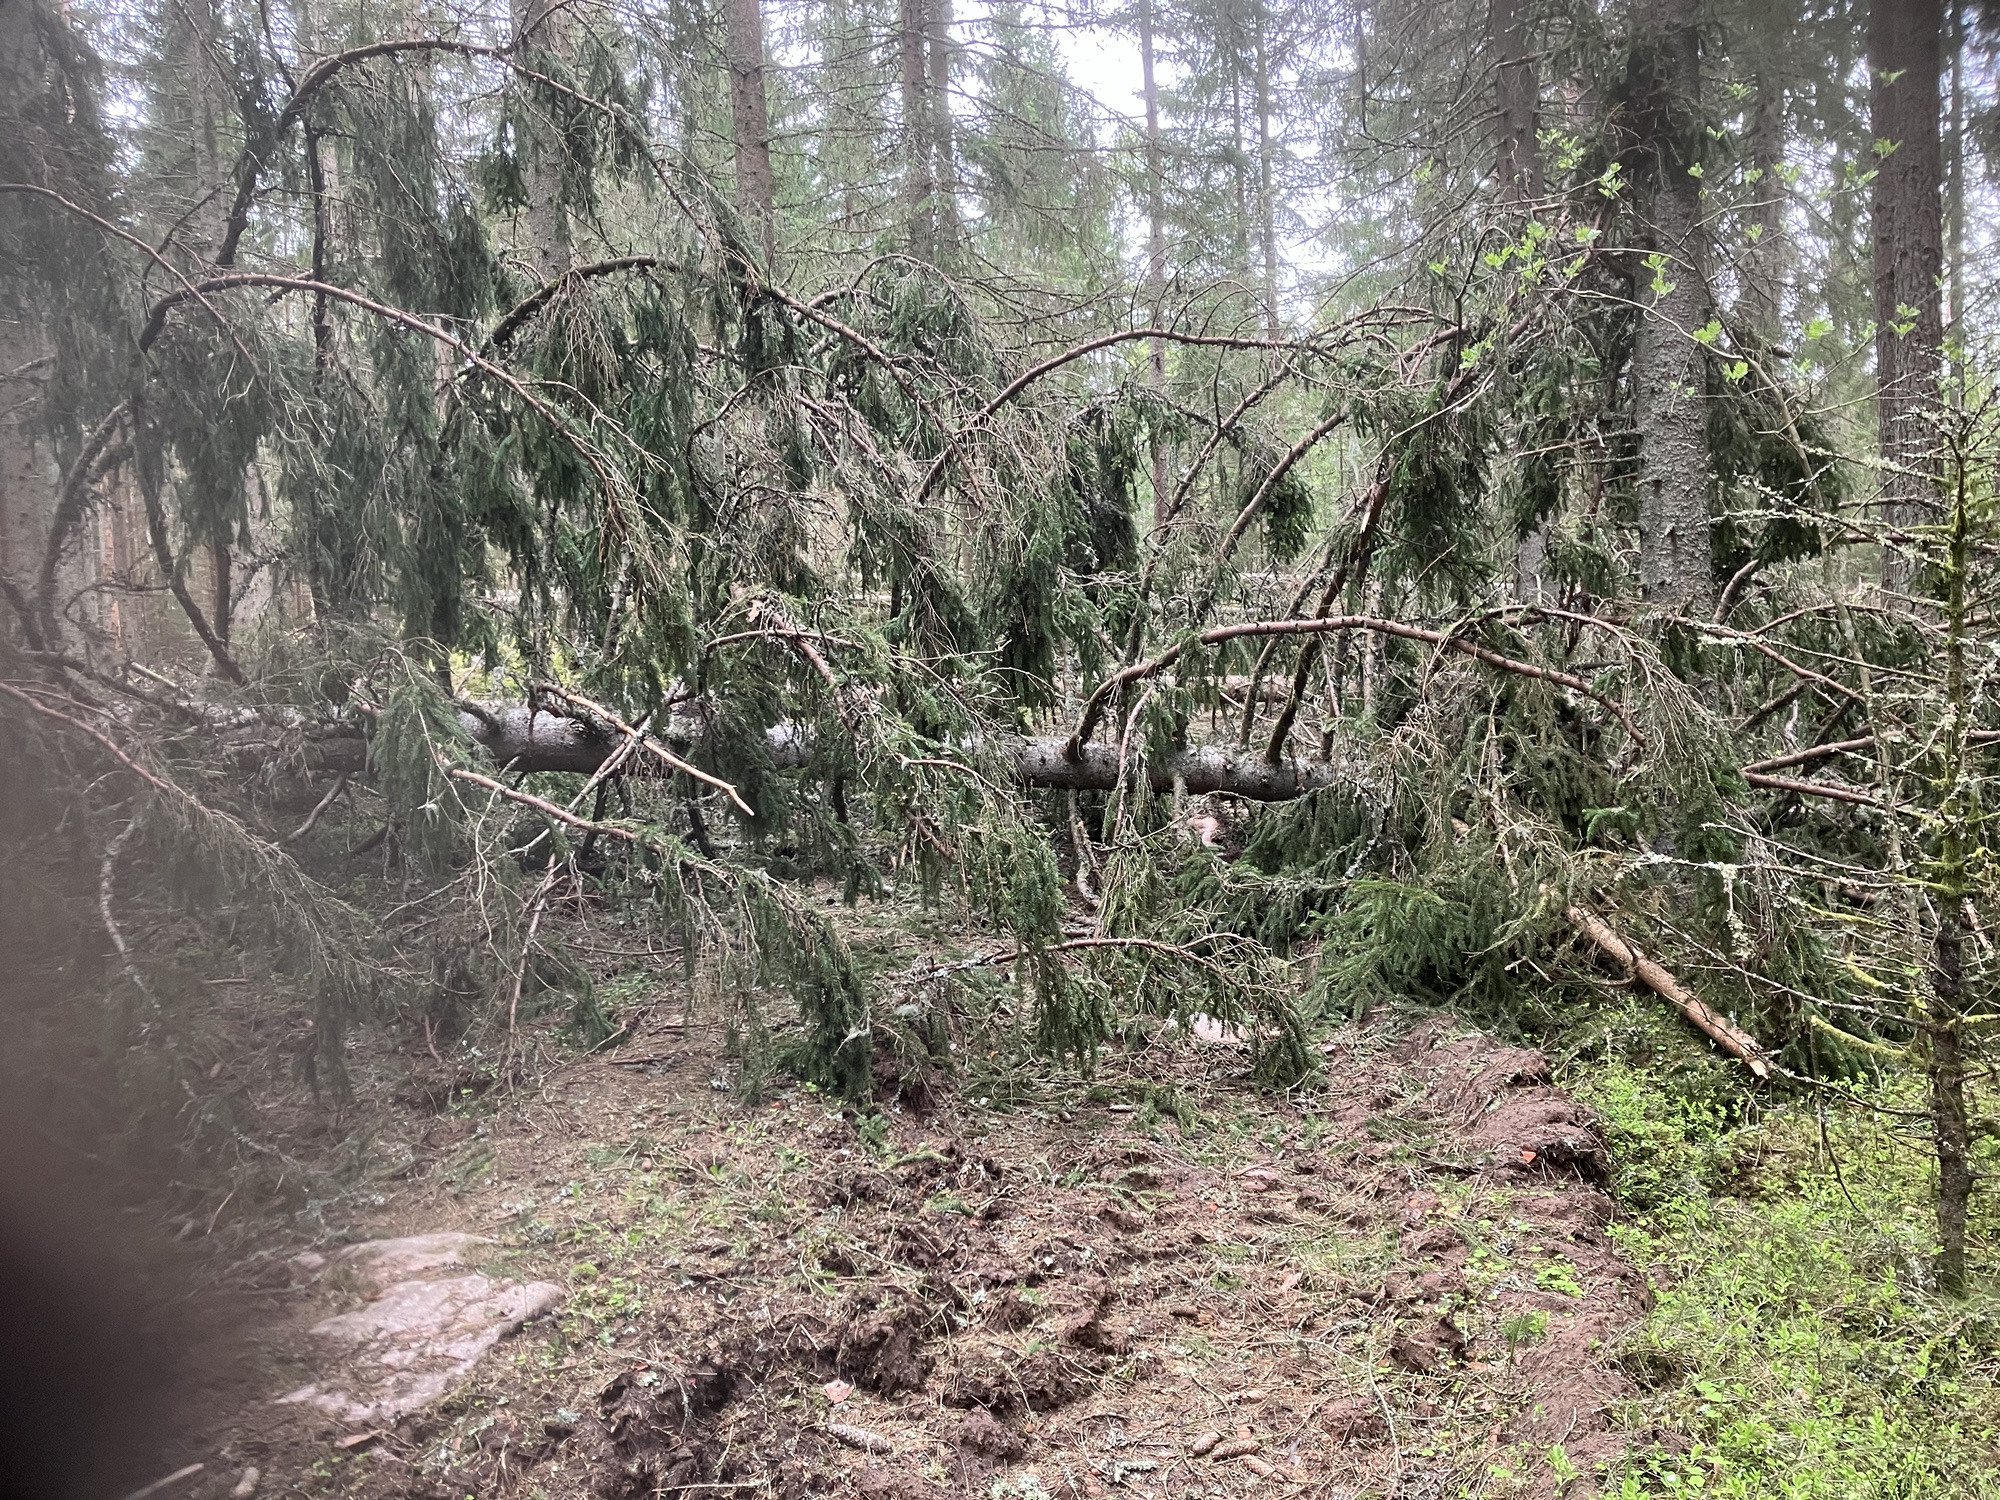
{"left": 1930, "top": 908, "right": 1972, "bottom": 1294}
{"left": 1490, "top": 0, "right": 1542, "bottom": 203}
{"left": 1141, "top": 0, "right": 1168, "bottom": 529}
{"left": 898, "top": 0, "right": 934, "bottom": 261}
{"left": 927, "top": 0, "right": 959, "bottom": 258}
{"left": 1627, "top": 0, "right": 1714, "bottom": 618}
{"left": 1739, "top": 72, "right": 1788, "bottom": 337}
{"left": 1870, "top": 0, "right": 1945, "bottom": 589}
{"left": 1251, "top": 0, "right": 1281, "bottom": 339}
{"left": 296, "top": 704, "right": 1355, "bottom": 801}
{"left": 512, "top": 0, "right": 573, "bottom": 282}
{"left": 725, "top": 0, "right": 776, "bottom": 266}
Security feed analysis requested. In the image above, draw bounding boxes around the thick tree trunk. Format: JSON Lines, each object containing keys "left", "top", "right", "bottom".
{"left": 1871, "top": 0, "right": 1945, "bottom": 592}
{"left": 1490, "top": 0, "right": 1542, "bottom": 203}
{"left": 725, "top": 0, "right": 776, "bottom": 266}
{"left": 1628, "top": 0, "right": 1714, "bottom": 618}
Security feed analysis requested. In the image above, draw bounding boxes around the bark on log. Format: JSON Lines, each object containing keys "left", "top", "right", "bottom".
{"left": 1567, "top": 904, "right": 1770, "bottom": 1077}
{"left": 295, "top": 704, "right": 1351, "bottom": 801}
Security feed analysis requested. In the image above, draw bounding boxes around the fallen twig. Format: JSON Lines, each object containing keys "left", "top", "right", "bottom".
{"left": 118, "top": 1463, "right": 205, "bottom": 1500}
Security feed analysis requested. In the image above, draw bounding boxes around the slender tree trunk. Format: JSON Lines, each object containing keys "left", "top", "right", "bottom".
{"left": 172, "top": 0, "right": 232, "bottom": 262}
{"left": 1628, "top": 0, "right": 1714, "bottom": 618}
{"left": 898, "top": 0, "right": 934, "bottom": 261}
{"left": 928, "top": 0, "right": 959, "bottom": 260}
{"left": 725, "top": 0, "right": 777, "bottom": 266}
{"left": 1871, "top": 0, "right": 1945, "bottom": 592}
{"left": 1928, "top": 438, "right": 1975, "bottom": 1295}
{"left": 1251, "top": 0, "right": 1280, "bottom": 339}
{"left": 1739, "top": 72, "right": 1788, "bottom": 339}
{"left": 1227, "top": 7, "right": 1250, "bottom": 279}
{"left": 1493, "top": 0, "right": 1548, "bottom": 601}
{"left": 1490, "top": 0, "right": 1541, "bottom": 203}
{"left": 1948, "top": 0, "right": 1964, "bottom": 372}
{"left": 1141, "top": 0, "right": 1168, "bottom": 530}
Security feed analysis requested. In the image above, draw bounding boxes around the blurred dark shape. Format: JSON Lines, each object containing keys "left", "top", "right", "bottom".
{"left": 0, "top": 1105, "right": 200, "bottom": 1500}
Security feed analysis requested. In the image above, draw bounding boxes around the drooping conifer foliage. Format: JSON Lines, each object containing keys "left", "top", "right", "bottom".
{"left": 2, "top": 0, "right": 1998, "bottom": 1285}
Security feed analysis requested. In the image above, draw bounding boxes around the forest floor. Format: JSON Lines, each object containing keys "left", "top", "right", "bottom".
{"left": 145, "top": 879, "right": 1664, "bottom": 1500}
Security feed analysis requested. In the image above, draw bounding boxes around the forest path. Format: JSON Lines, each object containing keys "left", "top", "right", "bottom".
{"left": 191, "top": 1009, "right": 1651, "bottom": 1500}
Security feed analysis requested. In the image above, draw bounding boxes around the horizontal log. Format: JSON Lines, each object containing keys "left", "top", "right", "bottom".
{"left": 293, "top": 703, "right": 1349, "bottom": 801}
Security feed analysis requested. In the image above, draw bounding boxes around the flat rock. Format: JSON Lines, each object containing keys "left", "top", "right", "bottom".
{"left": 329, "top": 1232, "right": 494, "bottom": 1295}
{"left": 279, "top": 1236, "right": 563, "bottom": 1424}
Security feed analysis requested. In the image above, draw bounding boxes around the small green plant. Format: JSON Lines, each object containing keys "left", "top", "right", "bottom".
{"left": 1500, "top": 1308, "right": 1549, "bottom": 1364}
{"left": 1546, "top": 1442, "right": 1581, "bottom": 1488}
{"left": 1534, "top": 1256, "right": 1584, "bottom": 1297}
{"left": 854, "top": 1112, "right": 891, "bottom": 1157}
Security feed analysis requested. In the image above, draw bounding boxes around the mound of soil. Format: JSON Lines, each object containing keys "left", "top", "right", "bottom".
{"left": 178, "top": 1010, "right": 1650, "bottom": 1500}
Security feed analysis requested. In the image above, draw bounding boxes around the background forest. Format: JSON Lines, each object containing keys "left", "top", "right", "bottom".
{"left": 5, "top": 0, "right": 2000, "bottom": 1493}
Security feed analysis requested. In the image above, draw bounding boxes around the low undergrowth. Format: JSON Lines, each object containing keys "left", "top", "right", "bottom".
{"left": 1582, "top": 1055, "right": 2000, "bottom": 1499}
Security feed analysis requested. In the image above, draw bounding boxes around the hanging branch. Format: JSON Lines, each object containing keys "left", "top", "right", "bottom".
{"left": 34, "top": 399, "right": 129, "bottom": 646}
{"left": 1068, "top": 613, "right": 1642, "bottom": 762}
{"left": 909, "top": 320, "right": 1385, "bottom": 511}
{"left": 133, "top": 428, "right": 249, "bottom": 687}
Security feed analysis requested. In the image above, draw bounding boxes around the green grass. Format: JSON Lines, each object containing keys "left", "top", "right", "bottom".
{"left": 1581, "top": 1061, "right": 2000, "bottom": 1498}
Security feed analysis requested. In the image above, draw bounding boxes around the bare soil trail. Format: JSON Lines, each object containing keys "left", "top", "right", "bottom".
{"left": 176, "top": 1004, "right": 1652, "bottom": 1500}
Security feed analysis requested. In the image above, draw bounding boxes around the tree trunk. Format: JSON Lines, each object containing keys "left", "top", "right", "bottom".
{"left": 298, "top": 706, "right": 1357, "bottom": 801}
{"left": 928, "top": 0, "right": 959, "bottom": 260}
{"left": 1490, "top": 0, "right": 1542, "bottom": 203}
{"left": 898, "top": 0, "right": 934, "bottom": 261}
{"left": 1493, "top": 0, "right": 1549, "bottom": 601}
{"left": 1870, "top": 0, "right": 1944, "bottom": 592}
{"left": 1252, "top": 0, "right": 1281, "bottom": 339}
{"left": 0, "top": 0, "right": 56, "bottom": 631}
{"left": 513, "top": 0, "right": 573, "bottom": 282}
{"left": 725, "top": 0, "right": 776, "bottom": 267}
{"left": 1628, "top": 0, "right": 1714, "bottom": 618}
{"left": 1141, "top": 0, "right": 1168, "bottom": 530}
{"left": 1930, "top": 909, "right": 1972, "bottom": 1293}
{"left": 1739, "top": 71, "right": 1788, "bottom": 339}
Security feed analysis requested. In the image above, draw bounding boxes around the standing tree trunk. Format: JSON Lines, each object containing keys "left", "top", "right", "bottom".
{"left": 1927, "top": 425, "right": 1976, "bottom": 1295}
{"left": 0, "top": 0, "right": 51, "bottom": 615}
{"left": 1871, "top": 0, "right": 1945, "bottom": 593}
{"left": 513, "top": 0, "right": 573, "bottom": 282}
{"left": 927, "top": 0, "right": 959, "bottom": 262}
{"left": 898, "top": 0, "right": 934, "bottom": 261}
{"left": 1141, "top": 0, "right": 1169, "bottom": 530}
{"left": 1739, "top": 70, "right": 1788, "bottom": 339}
{"left": 1251, "top": 0, "right": 1281, "bottom": 339}
{"left": 1627, "top": 0, "right": 1714, "bottom": 619}
{"left": 725, "top": 0, "right": 777, "bottom": 266}
{"left": 1491, "top": 0, "right": 1542, "bottom": 204}
{"left": 1493, "top": 0, "right": 1549, "bottom": 602}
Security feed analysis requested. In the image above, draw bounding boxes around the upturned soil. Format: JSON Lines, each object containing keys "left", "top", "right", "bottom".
{"left": 170, "top": 987, "right": 1656, "bottom": 1500}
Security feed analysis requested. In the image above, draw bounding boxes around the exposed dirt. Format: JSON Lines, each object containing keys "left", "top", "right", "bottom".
{"left": 159, "top": 998, "right": 1655, "bottom": 1500}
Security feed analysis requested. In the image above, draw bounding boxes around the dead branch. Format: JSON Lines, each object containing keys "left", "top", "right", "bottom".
{"left": 1567, "top": 905, "right": 1770, "bottom": 1078}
